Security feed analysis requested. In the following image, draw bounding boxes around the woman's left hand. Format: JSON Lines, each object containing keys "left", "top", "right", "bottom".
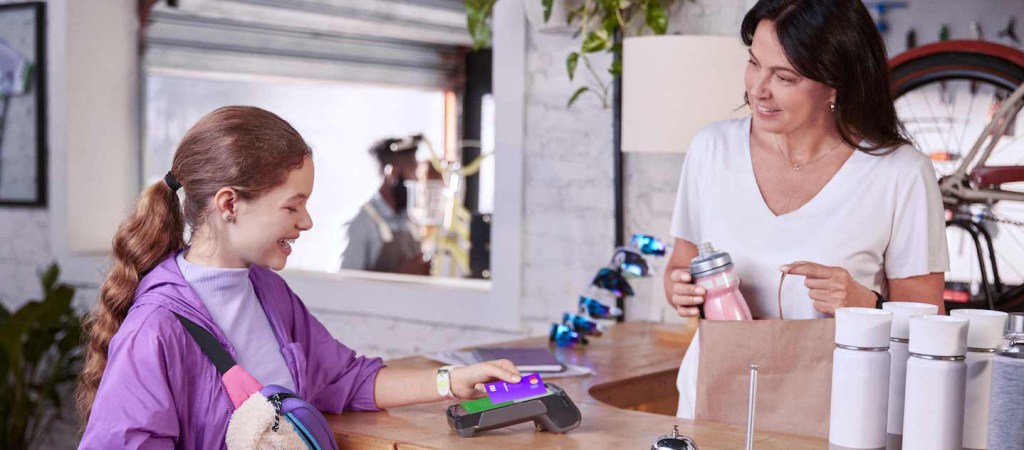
{"left": 781, "top": 261, "right": 876, "bottom": 315}
{"left": 449, "top": 360, "right": 521, "bottom": 400}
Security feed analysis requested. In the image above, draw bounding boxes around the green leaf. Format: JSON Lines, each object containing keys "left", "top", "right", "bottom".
{"left": 567, "top": 86, "right": 590, "bottom": 108}
{"left": 566, "top": 52, "right": 580, "bottom": 81}
{"left": 39, "top": 263, "right": 58, "bottom": 298}
{"left": 24, "top": 327, "right": 54, "bottom": 365}
{"left": 0, "top": 345, "right": 8, "bottom": 386}
{"left": 542, "top": 0, "right": 554, "bottom": 23}
{"left": 582, "top": 29, "right": 611, "bottom": 53}
{"left": 465, "top": 0, "right": 497, "bottom": 50}
{"left": 645, "top": 0, "right": 669, "bottom": 35}
{"left": 601, "top": 12, "right": 619, "bottom": 35}
{"left": 608, "top": 59, "right": 622, "bottom": 76}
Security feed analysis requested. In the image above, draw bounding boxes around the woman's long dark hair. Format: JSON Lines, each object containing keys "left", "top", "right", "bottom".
{"left": 741, "top": 0, "right": 910, "bottom": 152}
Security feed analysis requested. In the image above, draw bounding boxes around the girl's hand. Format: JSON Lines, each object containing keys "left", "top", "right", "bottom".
{"left": 667, "top": 269, "right": 706, "bottom": 317}
{"left": 782, "top": 261, "right": 876, "bottom": 315}
{"left": 449, "top": 359, "right": 521, "bottom": 399}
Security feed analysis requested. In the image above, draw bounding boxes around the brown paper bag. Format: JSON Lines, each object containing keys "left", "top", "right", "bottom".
{"left": 694, "top": 318, "right": 835, "bottom": 438}
{"left": 695, "top": 263, "right": 838, "bottom": 438}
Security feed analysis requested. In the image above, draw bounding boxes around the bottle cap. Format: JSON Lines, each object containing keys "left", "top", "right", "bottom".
{"left": 883, "top": 302, "right": 938, "bottom": 340}
{"left": 689, "top": 242, "right": 731, "bottom": 277}
{"left": 950, "top": 309, "right": 1008, "bottom": 350}
{"left": 1006, "top": 313, "right": 1024, "bottom": 341}
{"left": 909, "top": 315, "right": 969, "bottom": 357}
{"left": 835, "top": 307, "right": 892, "bottom": 349}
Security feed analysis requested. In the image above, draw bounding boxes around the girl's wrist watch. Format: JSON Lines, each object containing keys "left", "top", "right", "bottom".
{"left": 436, "top": 365, "right": 459, "bottom": 399}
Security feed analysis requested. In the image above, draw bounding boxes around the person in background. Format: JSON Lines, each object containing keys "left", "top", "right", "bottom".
{"left": 77, "top": 107, "right": 518, "bottom": 449}
{"left": 340, "top": 135, "right": 431, "bottom": 275}
{"left": 662, "top": 0, "right": 948, "bottom": 419}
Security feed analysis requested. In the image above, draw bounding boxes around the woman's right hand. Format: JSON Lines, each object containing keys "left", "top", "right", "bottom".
{"left": 668, "top": 269, "right": 706, "bottom": 317}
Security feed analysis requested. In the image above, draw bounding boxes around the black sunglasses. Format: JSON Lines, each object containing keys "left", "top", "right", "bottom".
{"left": 590, "top": 267, "right": 635, "bottom": 297}
{"left": 610, "top": 246, "right": 650, "bottom": 277}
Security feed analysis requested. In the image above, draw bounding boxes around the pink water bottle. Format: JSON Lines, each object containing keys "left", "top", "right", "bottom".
{"left": 689, "top": 242, "right": 752, "bottom": 321}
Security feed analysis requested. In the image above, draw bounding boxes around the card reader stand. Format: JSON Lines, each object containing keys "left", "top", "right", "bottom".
{"left": 446, "top": 383, "right": 582, "bottom": 437}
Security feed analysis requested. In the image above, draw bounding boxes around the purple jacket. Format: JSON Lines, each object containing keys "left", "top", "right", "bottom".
{"left": 80, "top": 251, "right": 384, "bottom": 449}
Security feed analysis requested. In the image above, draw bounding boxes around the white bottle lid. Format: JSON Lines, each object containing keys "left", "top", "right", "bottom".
{"left": 835, "top": 307, "right": 893, "bottom": 348}
{"left": 950, "top": 309, "right": 1008, "bottom": 350}
{"left": 883, "top": 302, "right": 939, "bottom": 339}
{"left": 908, "top": 315, "right": 969, "bottom": 357}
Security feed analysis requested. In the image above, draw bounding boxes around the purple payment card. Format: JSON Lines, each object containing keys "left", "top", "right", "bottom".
{"left": 484, "top": 373, "right": 545, "bottom": 403}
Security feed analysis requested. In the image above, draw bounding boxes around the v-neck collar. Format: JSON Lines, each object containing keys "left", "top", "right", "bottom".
{"left": 742, "top": 116, "right": 862, "bottom": 219}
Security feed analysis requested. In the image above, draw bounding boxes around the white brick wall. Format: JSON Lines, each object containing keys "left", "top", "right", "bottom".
{"left": 0, "top": 209, "right": 51, "bottom": 309}
{"left": 520, "top": 27, "right": 616, "bottom": 330}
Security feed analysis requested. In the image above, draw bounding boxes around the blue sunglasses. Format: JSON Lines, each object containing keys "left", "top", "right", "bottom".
{"left": 550, "top": 322, "right": 586, "bottom": 347}
{"left": 629, "top": 234, "right": 667, "bottom": 256}
{"left": 578, "top": 296, "right": 623, "bottom": 320}
{"left": 562, "top": 312, "right": 604, "bottom": 337}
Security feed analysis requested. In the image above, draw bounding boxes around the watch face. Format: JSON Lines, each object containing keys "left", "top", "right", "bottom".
{"left": 437, "top": 368, "right": 452, "bottom": 396}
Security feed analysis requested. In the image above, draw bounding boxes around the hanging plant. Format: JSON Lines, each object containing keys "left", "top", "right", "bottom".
{"left": 466, "top": 0, "right": 688, "bottom": 108}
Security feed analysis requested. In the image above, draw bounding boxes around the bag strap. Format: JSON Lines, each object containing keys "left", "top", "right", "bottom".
{"left": 776, "top": 262, "right": 811, "bottom": 320}
{"left": 173, "top": 312, "right": 236, "bottom": 375}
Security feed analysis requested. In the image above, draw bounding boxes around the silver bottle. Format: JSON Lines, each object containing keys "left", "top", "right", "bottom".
{"left": 988, "top": 313, "right": 1024, "bottom": 450}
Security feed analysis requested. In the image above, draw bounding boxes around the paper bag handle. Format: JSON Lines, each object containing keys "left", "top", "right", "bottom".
{"left": 776, "top": 262, "right": 810, "bottom": 320}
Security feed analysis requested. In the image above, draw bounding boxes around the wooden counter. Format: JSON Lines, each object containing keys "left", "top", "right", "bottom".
{"left": 326, "top": 321, "right": 827, "bottom": 449}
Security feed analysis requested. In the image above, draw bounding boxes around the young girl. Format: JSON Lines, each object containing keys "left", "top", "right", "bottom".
{"left": 76, "top": 106, "right": 520, "bottom": 449}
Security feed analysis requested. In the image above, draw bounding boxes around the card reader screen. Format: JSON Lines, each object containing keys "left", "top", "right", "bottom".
{"left": 459, "top": 396, "right": 514, "bottom": 414}
{"left": 458, "top": 386, "right": 555, "bottom": 414}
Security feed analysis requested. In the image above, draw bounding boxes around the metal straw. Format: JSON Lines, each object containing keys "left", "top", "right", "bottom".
{"left": 746, "top": 364, "right": 758, "bottom": 450}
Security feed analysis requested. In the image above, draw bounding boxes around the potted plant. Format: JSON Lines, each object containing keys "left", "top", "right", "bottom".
{"left": 466, "top": 0, "right": 690, "bottom": 107}
{"left": 0, "top": 263, "right": 82, "bottom": 449}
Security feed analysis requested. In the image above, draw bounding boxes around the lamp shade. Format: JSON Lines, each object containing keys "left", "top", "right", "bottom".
{"left": 622, "top": 35, "right": 749, "bottom": 153}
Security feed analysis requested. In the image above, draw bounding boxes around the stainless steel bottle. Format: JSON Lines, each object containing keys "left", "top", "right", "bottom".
{"left": 988, "top": 313, "right": 1024, "bottom": 450}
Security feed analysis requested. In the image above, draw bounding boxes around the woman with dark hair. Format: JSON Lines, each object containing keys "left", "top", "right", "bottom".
{"left": 662, "top": 0, "right": 948, "bottom": 418}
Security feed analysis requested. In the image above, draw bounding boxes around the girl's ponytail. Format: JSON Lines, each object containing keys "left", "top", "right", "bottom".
{"left": 76, "top": 178, "right": 184, "bottom": 423}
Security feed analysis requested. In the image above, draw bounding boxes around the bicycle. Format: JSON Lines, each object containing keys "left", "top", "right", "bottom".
{"left": 890, "top": 40, "right": 1024, "bottom": 312}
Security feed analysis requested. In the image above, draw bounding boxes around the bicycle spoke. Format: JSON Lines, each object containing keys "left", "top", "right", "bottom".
{"left": 900, "top": 90, "right": 942, "bottom": 159}
{"left": 954, "top": 82, "right": 982, "bottom": 160}
{"left": 945, "top": 81, "right": 966, "bottom": 151}
{"left": 923, "top": 83, "right": 955, "bottom": 153}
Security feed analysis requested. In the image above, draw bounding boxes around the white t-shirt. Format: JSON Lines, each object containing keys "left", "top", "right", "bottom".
{"left": 672, "top": 116, "right": 949, "bottom": 418}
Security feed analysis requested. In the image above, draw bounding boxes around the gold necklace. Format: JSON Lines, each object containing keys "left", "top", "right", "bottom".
{"left": 774, "top": 136, "right": 844, "bottom": 172}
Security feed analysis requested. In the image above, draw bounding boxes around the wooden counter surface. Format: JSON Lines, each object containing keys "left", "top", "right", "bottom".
{"left": 326, "top": 321, "right": 827, "bottom": 449}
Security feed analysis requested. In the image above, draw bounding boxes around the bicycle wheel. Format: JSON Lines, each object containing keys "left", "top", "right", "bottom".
{"left": 890, "top": 40, "right": 1024, "bottom": 307}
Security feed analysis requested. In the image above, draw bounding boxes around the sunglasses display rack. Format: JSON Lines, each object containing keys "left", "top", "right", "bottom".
{"left": 549, "top": 234, "right": 668, "bottom": 347}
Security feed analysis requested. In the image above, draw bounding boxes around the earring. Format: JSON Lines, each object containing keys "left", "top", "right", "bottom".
{"left": 225, "top": 215, "right": 234, "bottom": 223}
{"left": 829, "top": 101, "right": 836, "bottom": 113}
